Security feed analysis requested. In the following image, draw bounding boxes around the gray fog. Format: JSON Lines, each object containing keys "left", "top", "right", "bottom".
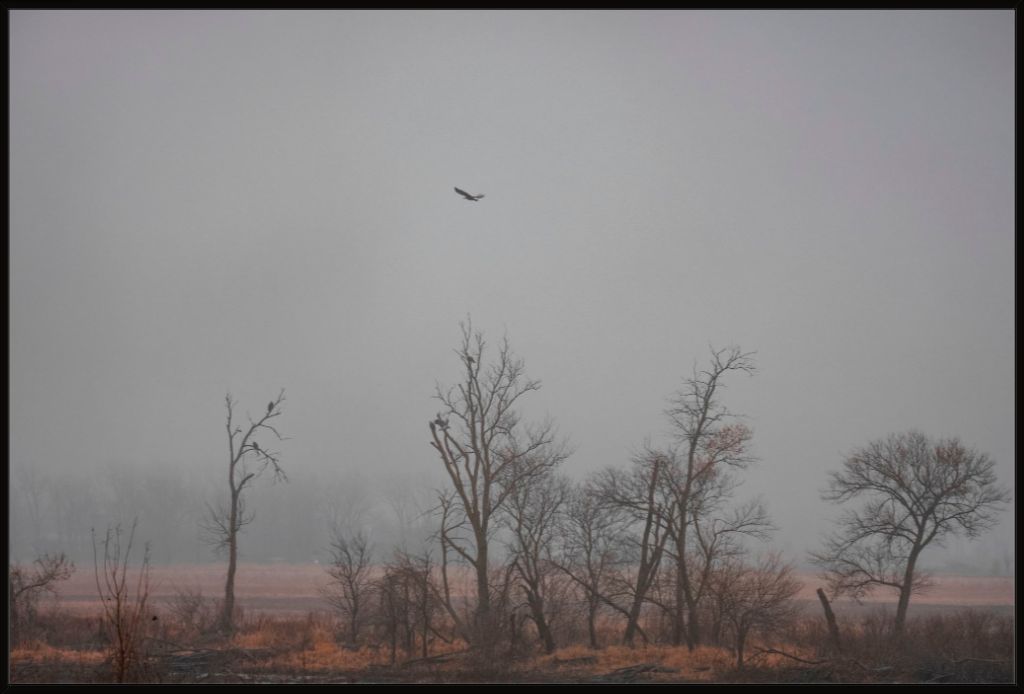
{"left": 9, "top": 11, "right": 1014, "bottom": 572}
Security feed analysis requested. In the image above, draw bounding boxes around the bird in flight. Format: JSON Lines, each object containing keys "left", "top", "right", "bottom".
{"left": 454, "top": 187, "right": 485, "bottom": 202}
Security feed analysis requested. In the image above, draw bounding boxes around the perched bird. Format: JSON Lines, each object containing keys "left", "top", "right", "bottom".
{"left": 454, "top": 187, "right": 485, "bottom": 202}
{"left": 467, "top": 355, "right": 475, "bottom": 364}
{"left": 251, "top": 441, "right": 260, "bottom": 453}
{"left": 267, "top": 401, "right": 274, "bottom": 414}
{"left": 433, "top": 414, "right": 449, "bottom": 430}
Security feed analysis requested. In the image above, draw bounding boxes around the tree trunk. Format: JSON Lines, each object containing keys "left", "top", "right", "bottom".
{"left": 472, "top": 540, "right": 494, "bottom": 650}
{"left": 894, "top": 550, "right": 920, "bottom": 636}
{"left": 816, "top": 587, "right": 841, "bottom": 654}
{"left": 526, "top": 591, "right": 556, "bottom": 654}
{"left": 587, "top": 600, "right": 599, "bottom": 649}
{"left": 684, "top": 588, "right": 700, "bottom": 652}
{"left": 623, "top": 594, "right": 644, "bottom": 647}
{"left": 672, "top": 550, "right": 686, "bottom": 646}
{"left": 735, "top": 627, "right": 746, "bottom": 670}
{"left": 220, "top": 491, "right": 239, "bottom": 633}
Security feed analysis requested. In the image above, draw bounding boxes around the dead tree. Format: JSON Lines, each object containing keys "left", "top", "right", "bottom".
{"left": 428, "top": 320, "right": 569, "bottom": 649}
{"left": 202, "top": 389, "right": 288, "bottom": 634}
{"left": 9, "top": 552, "right": 74, "bottom": 646}
{"left": 664, "top": 345, "right": 756, "bottom": 650}
{"left": 811, "top": 431, "right": 1009, "bottom": 635}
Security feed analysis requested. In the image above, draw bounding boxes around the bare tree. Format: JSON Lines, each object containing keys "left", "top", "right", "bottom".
{"left": 689, "top": 497, "right": 774, "bottom": 645}
{"left": 395, "top": 550, "right": 444, "bottom": 660}
{"left": 92, "top": 520, "right": 152, "bottom": 683}
{"left": 321, "top": 529, "right": 375, "bottom": 644}
{"left": 811, "top": 431, "right": 1009, "bottom": 635}
{"left": 202, "top": 389, "right": 288, "bottom": 634}
{"left": 428, "top": 320, "right": 569, "bottom": 648}
{"left": 664, "top": 345, "right": 756, "bottom": 649}
{"left": 555, "top": 480, "right": 627, "bottom": 649}
{"left": 9, "top": 552, "right": 74, "bottom": 646}
{"left": 709, "top": 551, "right": 801, "bottom": 670}
{"left": 593, "top": 447, "right": 674, "bottom": 646}
{"left": 503, "top": 468, "right": 571, "bottom": 654}
{"left": 375, "top": 550, "right": 444, "bottom": 662}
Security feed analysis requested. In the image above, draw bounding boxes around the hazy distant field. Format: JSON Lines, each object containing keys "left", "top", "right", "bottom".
{"left": 54, "top": 563, "right": 1014, "bottom": 617}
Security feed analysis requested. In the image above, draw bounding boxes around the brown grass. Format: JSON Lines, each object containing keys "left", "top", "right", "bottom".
{"left": 12, "top": 564, "right": 1014, "bottom": 684}
{"left": 11, "top": 641, "right": 106, "bottom": 665}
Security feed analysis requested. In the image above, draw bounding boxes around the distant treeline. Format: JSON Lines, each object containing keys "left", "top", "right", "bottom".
{"left": 9, "top": 462, "right": 433, "bottom": 566}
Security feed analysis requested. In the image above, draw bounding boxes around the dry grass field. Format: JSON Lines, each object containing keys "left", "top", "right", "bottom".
{"left": 11, "top": 563, "right": 1015, "bottom": 684}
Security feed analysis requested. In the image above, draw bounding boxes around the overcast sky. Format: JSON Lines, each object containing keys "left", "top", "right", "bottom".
{"left": 10, "top": 10, "right": 1015, "bottom": 564}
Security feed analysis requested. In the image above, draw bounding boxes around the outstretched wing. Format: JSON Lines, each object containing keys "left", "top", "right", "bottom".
{"left": 454, "top": 187, "right": 473, "bottom": 200}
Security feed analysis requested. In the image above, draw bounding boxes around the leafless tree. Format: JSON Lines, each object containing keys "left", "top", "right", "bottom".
{"left": 201, "top": 389, "right": 288, "bottom": 634}
{"left": 709, "top": 551, "right": 801, "bottom": 669}
{"left": 689, "top": 497, "right": 774, "bottom": 644}
{"left": 811, "top": 431, "right": 1010, "bottom": 635}
{"left": 375, "top": 550, "right": 444, "bottom": 662}
{"left": 554, "top": 480, "right": 627, "bottom": 649}
{"left": 503, "top": 468, "right": 571, "bottom": 654}
{"left": 593, "top": 447, "right": 674, "bottom": 646}
{"left": 92, "top": 519, "right": 152, "bottom": 683}
{"left": 428, "top": 320, "right": 569, "bottom": 648}
{"left": 663, "top": 345, "right": 756, "bottom": 649}
{"left": 397, "top": 550, "right": 444, "bottom": 660}
{"left": 9, "top": 552, "right": 74, "bottom": 646}
{"left": 321, "top": 529, "right": 375, "bottom": 644}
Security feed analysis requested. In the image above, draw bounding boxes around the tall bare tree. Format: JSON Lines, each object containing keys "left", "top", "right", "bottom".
{"left": 811, "top": 430, "right": 1009, "bottom": 635}
{"left": 664, "top": 345, "right": 756, "bottom": 649}
{"left": 202, "top": 389, "right": 288, "bottom": 633}
{"left": 428, "top": 320, "right": 568, "bottom": 648}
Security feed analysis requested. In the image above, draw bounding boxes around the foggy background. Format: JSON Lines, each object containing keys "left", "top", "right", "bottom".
{"left": 9, "top": 11, "right": 1014, "bottom": 574}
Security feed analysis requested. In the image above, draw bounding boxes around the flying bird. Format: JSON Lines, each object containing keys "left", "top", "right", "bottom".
{"left": 454, "top": 187, "right": 485, "bottom": 202}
